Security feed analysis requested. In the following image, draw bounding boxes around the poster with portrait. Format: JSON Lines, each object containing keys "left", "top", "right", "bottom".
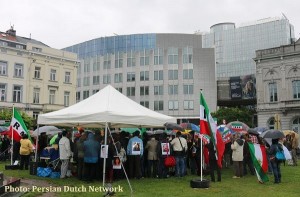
{"left": 131, "top": 142, "right": 141, "bottom": 155}
{"left": 161, "top": 143, "right": 170, "bottom": 156}
{"left": 241, "top": 74, "right": 256, "bottom": 99}
{"left": 100, "top": 145, "right": 108, "bottom": 158}
{"left": 113, "top": 156, "right": 122, "bottom": 169}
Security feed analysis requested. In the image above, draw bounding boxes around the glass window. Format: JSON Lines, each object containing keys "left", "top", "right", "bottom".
{"left": 268, "top": 118, "right": 275, "bottom": 129}
{"left": 65, "top": 71, "right": 71, "bottom": 83}
{"left": 103, "top": 74, "right": 111, "bottom": 84}
{"left": 140, "top": 86, "right": 149, "bottom": 96}
{"left": 115, "top": 52, "right": 123, "bottom": 68}
{"left": 127, "top": 51, "right": 136, "bottom": 67}
{"left": 154, "top": 85, "right": 163, "bottom": 95}
{"left": 49, "top": 89, "right": 55, "bottom": 104}
{"left": 33, "top": 88, "right": 40, "bottom": 104}
{"left": 183, "top": 46, "right": 193, "bottom": 64}
{"left": 83, "top": 90, "right": 90, "bottom": 99}
{"left": 168, "top": 47, "right": 178, "bottom": 64}
{"left": 0, "top": 61, "right": 7, "bottom": 75}
{"left": 154, "top": 48, "right": 163, "bottom": 65}
{"left": 127, "top": 72, "right": 136, "bottom": 82}
{"left": 183, "top": 69, "right": 193, "bottom": 79}
{"left": 292, "top": 80, "right": 300, "bottom": 99}
{"left": 33, "top": 111, "right": 39, "bottom": 120}
{"left": 64, "top": 91, "right": 70, "bottom": 106}
{"left": 13, "top": 85, "right": 22, "bottom": 103}
{"left": 93, "top": 61, "right": 100, "bottom": 71}
{"left": 140, "top": 71, "right": 149, "bottom": 81}
{"left": 103, "top": 54, "right": 111, "bottom": 69}
{"left": 140, "top": 50, "right": 150, "bottom": 66}
{"left": 0, "top": 83, "right": 7, "bottom": 101}
{"left": 76, "top": 91, "right": 81, "bottom": 102}
{"left": 168, "top": 85, "right": 178, "bottom": 95}
{"left": 183, "top": 85, "right": 194, "bottom": 94}
{"left": 14, "top": 64, "right": 23, "bottom": 77}
{"left": 84, "top": 63, "right": 90, "bottom": 73}
{"left": 168, "top": 101, "right": 179, "bottom": 110}
{"left": 114, "top": 73, "right": 123, "bottom": 83}
{"left": 154, "top": 101, "right": 164, "bottom": 111}
{"left": 93, "top": 76, "right": 100, "bottom": 85}
{"left": 140, "top": 101, "right": 149, "bottom": 108}
{"left": 92, "top": 89, "right": 99, "bottom": 94}
{"left": 154, "top": 70, "right": 163, "bottom": 80}
{"left": 50, "top": 69, "right": 56, "bottom": 81}
{"left": 77, "top": 78, "right": 81, "bottom": 87}
{"left": 184, "top": 100, "right": 194, "bottom": 110}
{"left": 292, "top": 117, "right": 300, "bottom": 133}
{"left": 126, "top": 87, "right": 135, "bottom": 96}
{"left": 34, "top": 67, "right": 41, "bottom": 79}
{"left": 269, "top": 82, "right": 278, "bottom": 102}
{"left": 115, "top": 87, "right": 122, "bottom": 93}
{"left": 83, "top": 77, "right": 90, "bottom": 86}
{"left": 168, "top": 70, "right": 178, "bottom": 80}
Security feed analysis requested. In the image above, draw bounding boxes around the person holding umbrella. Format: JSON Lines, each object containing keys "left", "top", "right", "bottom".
{"left": 267, "top": 138, "right": 283, "bottom": 184}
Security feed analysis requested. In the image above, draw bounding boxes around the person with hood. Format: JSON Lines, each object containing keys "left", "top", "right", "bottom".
{"left": 83, "top": 132, "right": 100, "bottom": 182}
{"left": 74, "top": 132, "right": 87, "bottom": 180}
{"left": 231, "top": 134, "right": 244, "bottom": 178}
{"left": 268, "top": 139, "right": 283, "bottom": 183}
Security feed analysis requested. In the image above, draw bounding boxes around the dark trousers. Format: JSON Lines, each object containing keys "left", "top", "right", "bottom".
{"left": 84, "top": 163, "right": 96, "bottom": 181}
{"left": 158, "top": 157, "right": 168, "bottom": 178}
{"left": 147, "top": 160, "right": 158, "bottom": 178}
{"left": 20, "top": 155, "right": 30, "bottom": 170}
{"left": 243, "top": 157, "right": 255, "bottom": 175}
{"left": 128, "top": 155, "right": 141, "bottom": 179}
{"left": 77, "top": 158, "right": 85, "bottom": 180}
{"left": 233, "top": 161, "right": 243, "bottom": 177}
{"left": 209, "top": 159, "right": 221, "bottom": 182}
{"left": 271, "top": 161, "right": 281, "bottom": 183}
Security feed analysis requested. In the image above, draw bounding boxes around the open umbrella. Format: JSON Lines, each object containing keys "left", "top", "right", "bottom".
{"left": 180, "top": 123, "right": 200, "bottom": 133}
{"left": 260, "top": 129, "right": 285, "bottom": 139}
{"left": 164, "top": 122, "right": 183, "bottom": 131}
{"left": 253, "top": 127, "right": 268, "bottom": 134}
{"left": 226, "top": 121, "right": 249, "bottom": 133}
{"left": 120, "top": 128, "right": 141, "bottom": 134}
{"left": 217, "top": 125, "right": 232, "bottom": 144}
{"left": 33, "top": 126, "right": 62, "bottom": 136}
{"left": 247, "top": 128, "right": 260, "bottom": 135}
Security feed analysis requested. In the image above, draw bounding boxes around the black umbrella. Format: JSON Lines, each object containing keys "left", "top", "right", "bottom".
{"left": 247, "top": 128, "right": 259, "bottom": 135}
{"left": 260, "top": 129, "right": 285, "bottom": 139}
{"left": 164, "top": 122, "right": 183, "bottom": 131}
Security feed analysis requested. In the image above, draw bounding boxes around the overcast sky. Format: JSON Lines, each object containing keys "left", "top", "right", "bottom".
{"left": 1, "top": 0, "right": 299, "bottom": 49}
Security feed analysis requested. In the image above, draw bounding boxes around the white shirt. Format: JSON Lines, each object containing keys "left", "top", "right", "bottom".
{"left": 170, "top": 137, "right": 187, "bottom": 152}
{"left": 59, "top": 136, "right": 71, "bottom": 160}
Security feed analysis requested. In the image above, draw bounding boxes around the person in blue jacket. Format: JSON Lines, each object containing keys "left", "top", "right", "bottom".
{"left": 127, "top": 131, "right": 143, "bottom": 179}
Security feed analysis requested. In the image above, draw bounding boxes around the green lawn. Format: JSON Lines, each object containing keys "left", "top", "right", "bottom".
{"left": 1, "top": 161, "right": 299, "bottom": 197}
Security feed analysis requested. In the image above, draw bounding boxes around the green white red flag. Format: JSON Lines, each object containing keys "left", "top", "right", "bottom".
{"left": 9, "top": 108, "right": 32, "bottom": 142}
{"left": 200, "top": 92, "right": 225, "bottom": 168}
{"left": 248, "top": 142, "right": 269, "bottom": 183}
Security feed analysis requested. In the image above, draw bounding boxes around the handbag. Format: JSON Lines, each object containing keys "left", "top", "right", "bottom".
{"left": 164, "top": 143, "right": 176, "bottom": 168}
{"left": 275, "top": 146, "right": 286, "bottom": 162}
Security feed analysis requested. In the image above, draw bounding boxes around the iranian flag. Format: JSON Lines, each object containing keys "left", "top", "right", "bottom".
{"left": 200, "top": 92, "right": 225, "bottom": 168}
{"left": 248, "top": 142, "right": 269, "bottom": 183}
{"left": 8, "top": 108, "right": 32, "bottom": 142}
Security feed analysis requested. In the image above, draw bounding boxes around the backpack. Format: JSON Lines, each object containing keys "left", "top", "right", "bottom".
{"left": 119, "top": 147, "right": 127, "bottom": 163}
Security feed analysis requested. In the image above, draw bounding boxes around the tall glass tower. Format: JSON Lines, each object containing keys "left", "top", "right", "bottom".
{"left": 202, "top": 16, "right": 295, "bottom": 78}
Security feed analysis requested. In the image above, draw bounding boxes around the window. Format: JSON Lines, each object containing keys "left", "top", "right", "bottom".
{"left": 83, "top": 90, "right": 90, "bottom": 99}
{"left": 103, "top": 54, "right": 111, "bottom": 69}
{"left": 32, "top": 47, "right": 42, "bottom": 52}
{"left": 154, "top": 48, "right": 163, "bottom": 65}
{"left": 140, "top": 101, "right": 149, "bottom": 108}
{"left": 140, "top": 86, "right": 149, "bottom": 96}
{"left": 0, "top": 41, "right": 8, "bottom": 46}
{"left": 84, "top": 63, "right": 90, "bottom": 73}
{"left": 49, "top": 89, "right": 55, "bottom": 104}
{"left": 154, "top": 101, "right": 164, "bottom": 111}
{"left": 13, "top": 85, "right": 22, "bottom": 103}
{"left": 16, "top": 45, "right": 23, "bottom": 49}
{"left": 140, "top": 50, "right": 150, "bottom": 66}
{"left": 33, "top": 112, "right": 39, "bottom": 120}
{"left": 34, "top": 67, "right": 41, "bottom": 79}
{"left": 50, "top": 69, "right": 56, "bottom": 81}
{"left": 64, "top": 91, "right": 70, "bottom": 107}
{"left": 127, "top": 51, "right": 136, "bottom": 67}
{"left": 83, "top": 77, "right": 90, "bottom": 86}
{"left": 93, "top": 76, "right": 100, "bottom": 85}
{"left": 116, "top": 87, "right": 122, "bottom": 93}
{"left": 154, "top": 85, "right": 163, "bottom": 95}
{"left": 33, "top": 88, "right": 40, "bottom": 104}
{"left": 169, "top": 101, "right": 179, "bottom": 110}
{"left": 183, "top": 85, "right": 194, "bottom": 94}
{"left": 92, "top": 89, "right": 99, "bottom": 94}
{"left": 114, "top": 73, "right": 123, "bottom": 83}
{"left": 154, "top": 70, "right": 163, "bottom": 80}
{"left": 268, "top": 118, "right": 275, "bottom": 130}
{"left": 183, "top": 47, "right": 193, "bottom": 64}
{"left": 168, "top": 70, "right": 178, "bottom": 80}
{"left": 0, "top": 83, "right": 7, "bottom": 101}
{"left": 168, "top": 85, "right": 178, "bottom": 95}
{"left": 77, "top": 78, "right": 81, "bottom": 87}
{"left": 168, "top": 47, "right": 178, "bottom": 64}
{"left": 14, "top": 64, "right": 23, "bottom": 77}
{"left": 183, "top": 69, "right": 193, "bottom": 79}
{"left": 76, "top": 91, "right": 81, "bottom": 102}
{"left": 115, "top": 52, "right": 123, "bottom": 68}
{"left": 127, "top": 72, "right": 135, "bottom": 82}
{"left": 292, "top": 80, "right": 300, "bottom": 99}
{"left": 0, "top": 61, "right": 7, "bottom": 75}
{"left": 184, "top": 100, "right": 194, "bottom": 110}
{"left": 127, "top": 87, "right": 135, "bottom": 96}
{"left": 65, "top": 71, "right": 71, "bottom": 83}
{"left": 269, "top": 82, "right": 278, "bottom": 102}
{"left": 93, "top": 61, "right": 100, "bottom": 71}
{"left": 140, "top": 71, "right": 149, "bottom": 81}
{"left": 292, "top": 117, "right": 300, "bottom": 133}
{"left": 77, "top": 64, "right": 81, "bottom": 75}
{"left": 103, "top": 74, "right": 111, "bottom": 84}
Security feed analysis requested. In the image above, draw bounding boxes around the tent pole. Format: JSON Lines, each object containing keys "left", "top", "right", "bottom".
{"left": 34, "top": 124, "right": 40, "bottom": 162}
{"left": 102, "top": 122, "right": 108, "bottom": 186}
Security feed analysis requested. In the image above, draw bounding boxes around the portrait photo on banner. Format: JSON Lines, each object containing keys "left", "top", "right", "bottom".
{"left": 161, "top": 143, "right": 170, "bottom": 155}
{"left": 132, "top": 142, "right": 141, "bottom": 155}
{"left": 100, "top": 145, "right": 108, "bottom": 158}
{"left": 113, "top": 156, "right": 122, "bottom": 169}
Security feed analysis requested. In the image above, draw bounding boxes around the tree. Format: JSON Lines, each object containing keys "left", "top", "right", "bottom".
{"left": 0, "top": 108, "right": 33, "bottom": 129}
{"left": 211, "top": 107, "right": 255, "bottom": 127}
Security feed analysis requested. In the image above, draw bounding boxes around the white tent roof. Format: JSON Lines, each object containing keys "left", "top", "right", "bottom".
{"left": 38, "top": 85, "right": 176, "bottom": 128}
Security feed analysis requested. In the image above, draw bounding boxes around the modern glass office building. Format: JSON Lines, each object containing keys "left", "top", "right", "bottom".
{"left": 63, "top": 33, "right": 216, "bottom": 118}
{"left": 203, "top": 16, "right": 295, "bottom": 78}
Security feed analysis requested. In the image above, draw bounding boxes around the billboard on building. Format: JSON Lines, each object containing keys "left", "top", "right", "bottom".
{"left": 241, "top": 75, "right": 256, "bottom": 99}
{"left": 230, "top": 77, "right": 242, "bottom": 99}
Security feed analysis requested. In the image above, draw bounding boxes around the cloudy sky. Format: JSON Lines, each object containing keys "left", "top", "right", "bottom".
{"left": 1, "top": 0, "right": 299, "bottom": 49}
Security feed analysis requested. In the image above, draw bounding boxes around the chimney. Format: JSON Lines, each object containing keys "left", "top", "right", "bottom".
{"left": 6, "top": 26, "right": 16, "bottom": 37}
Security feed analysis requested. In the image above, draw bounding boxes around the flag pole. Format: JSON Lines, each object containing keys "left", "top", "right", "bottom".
{"left": 11, "top": 105, "right": 14, "bottom": 165}
{"left": 200, "top": 89, "right": 203, "bottom": 181}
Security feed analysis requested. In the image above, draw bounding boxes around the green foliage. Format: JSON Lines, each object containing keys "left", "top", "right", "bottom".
{"left": 211, "top": 107, "right": 255, "bottom": 127}
{"left": 0, "top": 108, "right": 33, "bottom": 129}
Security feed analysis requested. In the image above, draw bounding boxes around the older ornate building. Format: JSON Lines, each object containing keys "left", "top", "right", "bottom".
{"left": 254, "top": 39, "right": 300, "bottom": 132}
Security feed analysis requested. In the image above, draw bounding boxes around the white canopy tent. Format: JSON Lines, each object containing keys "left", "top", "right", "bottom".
{"left": 37, "top": 85, "right": 176, "bottom": 193}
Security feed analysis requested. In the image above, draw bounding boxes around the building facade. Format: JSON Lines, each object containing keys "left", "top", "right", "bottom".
{"left": 0, "top": 27, "right": 78, "bottom": 119}
{"left": 254, "top": 39, "right": 300, "bottom": 132}
{"left": 64, "top": 33, "right": 216, "bottom": 118}
{"left": 203, "top": 16, "right": 294, "bottom": 79}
